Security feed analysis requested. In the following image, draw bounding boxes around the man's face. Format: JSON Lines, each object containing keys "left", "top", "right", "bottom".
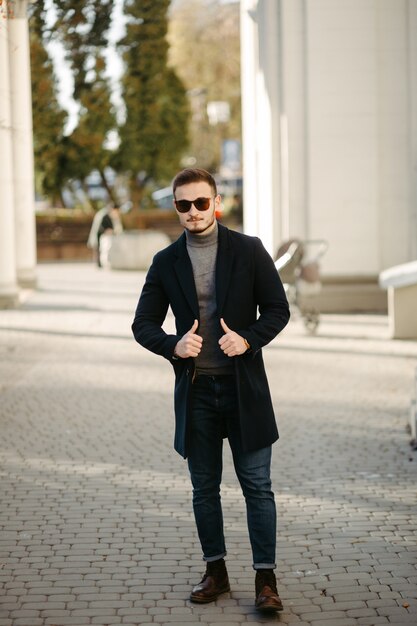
{"left": 174, "top": 181, "right": 220, "bottom": 235}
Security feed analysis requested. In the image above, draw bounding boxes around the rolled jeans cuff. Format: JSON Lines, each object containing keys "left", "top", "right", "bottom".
{"left": 253, "top": 562, "right": 276, "bottom": 570}
{"left": 204, "top": 552, "right": 227, "bottom": 563}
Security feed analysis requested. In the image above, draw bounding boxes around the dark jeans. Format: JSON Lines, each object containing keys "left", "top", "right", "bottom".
{"left": 187, "top": 374, "right": 276, "bottom": 569}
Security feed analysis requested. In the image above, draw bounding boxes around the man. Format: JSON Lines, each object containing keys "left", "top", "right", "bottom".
{"left": 132, "top": 168, "right": 290, "bottom": 612}
{"left": 87, "top": 204, "right": 123, "bottom": 267}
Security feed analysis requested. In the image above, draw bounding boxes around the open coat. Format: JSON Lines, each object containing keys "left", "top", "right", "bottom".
{"left": 132, "top": 223, "right": 290, "bottom": 458}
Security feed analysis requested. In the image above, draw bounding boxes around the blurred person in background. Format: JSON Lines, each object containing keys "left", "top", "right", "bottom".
{"left": 87, "top": 204, "right": 123, "bottom": 267}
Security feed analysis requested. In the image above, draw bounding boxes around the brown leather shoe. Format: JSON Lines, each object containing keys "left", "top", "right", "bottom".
{"left": 190, "top": 558, "right": 230, "bottom": 603}
{"left": 255, "top": 569, "right": 284, "bottom": 612}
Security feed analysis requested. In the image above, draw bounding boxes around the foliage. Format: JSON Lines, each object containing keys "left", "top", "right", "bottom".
{"left": 29, "top": 0, "right": 190, "bottom": 208}
{"left": 29, "top": 0, "right": 68, "bottom": 205}
{"left": 53, "top": 0, "right": 113, "bottom": 98}
{"left": 168, "top": 0, "right": 241, "bottom": 171}
{"left": 117, "top": 0, "right": 190, "bottom": 206}
{"left": 53, "top": 0, "right": 117, "bottom": 207}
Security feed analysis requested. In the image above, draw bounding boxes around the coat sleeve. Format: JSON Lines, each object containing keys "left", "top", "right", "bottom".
{"left": 238, "top": 237, "right": 290, "bottom": 355}
{"left": 132, "top": 259, "right": 180, "bottom": 361}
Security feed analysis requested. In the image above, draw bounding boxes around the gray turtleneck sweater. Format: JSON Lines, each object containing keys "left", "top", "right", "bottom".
{"left": 186, "top": 222, "right": 234, "bottom": 375}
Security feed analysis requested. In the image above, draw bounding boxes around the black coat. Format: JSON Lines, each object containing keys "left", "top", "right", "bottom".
{"left": 132, "top": 223, "right": 290, "bottom": 458}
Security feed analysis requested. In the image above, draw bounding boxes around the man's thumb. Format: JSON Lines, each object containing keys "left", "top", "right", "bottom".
{"left": 220, "top": 318, "right": 231, "bottom": 333}
{"left": 190, "top": 319, "right": 199, "bottom": 334}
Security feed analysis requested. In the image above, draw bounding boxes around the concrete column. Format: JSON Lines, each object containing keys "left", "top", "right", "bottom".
{"left": 241, "top": 0, "right": 282, "bottom": 256}
{"left": 281, "top": 0, "right": 308, "bottom": 239}
{"left": 257, "top": 0, "right": 282, "bottom": 255}
{"left": 0, "top": 19, "right": 19, "bottom": 307}
{"left": 8, "top": 0, "right": 37, "bottom": 287}
{"left": 407, "top": 0, "right": 417, "bottom": 260}
{"left": 240, "top": 0, "right": 259, "bottom": 237}
{"left": 377, "top": 0, "right": 412, "bottom": 271}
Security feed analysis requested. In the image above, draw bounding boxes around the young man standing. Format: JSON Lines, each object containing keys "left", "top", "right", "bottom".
{"left": 132, "top": 168, "right": 290, "bottom": 612}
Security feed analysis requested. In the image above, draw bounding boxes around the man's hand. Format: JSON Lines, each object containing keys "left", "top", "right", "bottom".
{"left": 219, "top": 318, "right": 248, "bottom": 357}
{"left": 174, "top": 319, "right": 203, "bottom": 358}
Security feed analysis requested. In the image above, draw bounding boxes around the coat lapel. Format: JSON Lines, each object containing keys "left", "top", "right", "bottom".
{"left": 174, "top": 233, "right": 199, "bottom": 319}
{"left": 216, "top": 224, "right": 234, "bottom": 316}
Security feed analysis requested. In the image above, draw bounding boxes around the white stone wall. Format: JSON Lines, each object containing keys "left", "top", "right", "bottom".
{"left": 410, "top": 0, "right": 417, "bottom": 261}
{"left": 376, "top": 0, "right": 416, "bottom": 269}
{"left": 281, "top": 0, "right": 308, "bottom": 242}
{"left": 241, "top": 0, "right": 417, "bottom": 278}
{"left": 307, "top": 0, "right": 380, "bottom": 276}
{"left": 241, "top": 0, "right": 283, "bottom": 254}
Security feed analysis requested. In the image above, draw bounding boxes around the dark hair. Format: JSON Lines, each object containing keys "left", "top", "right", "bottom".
{"left": 172, "top": 168, "right": 217, "bottom": 198}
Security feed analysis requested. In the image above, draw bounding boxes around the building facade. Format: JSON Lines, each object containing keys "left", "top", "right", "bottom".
{"left": 0, "top": 0, "right": 37, "bottom": 307}
{"left": 241, "top": 0, "right": 417, "bottom": 310}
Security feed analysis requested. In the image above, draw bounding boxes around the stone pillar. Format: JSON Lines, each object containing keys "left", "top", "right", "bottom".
{"left": 241, "top": 0, "right": 283, "bottom": 256}
{"left": 0, "top": 19, "right": 19, "bottom": 307}
{"left": 281, "top": 0, "right": 308, "bottom": 240}
{"left": 8, "top": 0, "right": 37, "bottom": 287}
{"left": 407, "top": 0, "right": 417, "bottom": 260}
{"left": 240, "top": 0, "right": 259, "bottom": 237}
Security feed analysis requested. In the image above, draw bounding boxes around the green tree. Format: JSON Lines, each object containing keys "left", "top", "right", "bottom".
{"left": 53, "top": 0, "right": 113, "bottom": 98}
{"left": 117, "top": 0, "right": 190, "bottom": 207}
{"left": 29, "top": 0, "right": 68, "bottom": 206}
{"left": 168, "top": 0, "right": 241, "bottom": 171}
{"left": 53, "top": 0, "right": 117, "bottom": 207}
{"left": 67, "top": 54, "right": 118, "bottom": 206}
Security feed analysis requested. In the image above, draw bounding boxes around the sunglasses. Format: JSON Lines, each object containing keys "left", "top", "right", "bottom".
{"left": 174, "top": 197, "right": 213, "bottom": 213}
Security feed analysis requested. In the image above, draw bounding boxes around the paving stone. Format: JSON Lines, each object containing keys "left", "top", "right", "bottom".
{"left": 1, "top": 263, "right": 417, "bottom": 626}
{"left": 156, "top": 622, "right": 197, "bottom": 626}
{"left": 20, "top": 602, "right": 66, "bottom": 610}
{"left": 152, "top": 617, "right": 201, "bottom": 623}
{"left": 42, "top": 616, "right": 91, "bottom": 626}
{"left": 346, "top": 608, "right": 379, "bottom": 618}
{"left": 301, "top": 610, "right": 345, "bottom": 620}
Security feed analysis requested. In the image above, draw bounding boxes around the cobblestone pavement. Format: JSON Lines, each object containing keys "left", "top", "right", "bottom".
{"left": 0, "top": 262, "right": 416, "bottom": 626}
